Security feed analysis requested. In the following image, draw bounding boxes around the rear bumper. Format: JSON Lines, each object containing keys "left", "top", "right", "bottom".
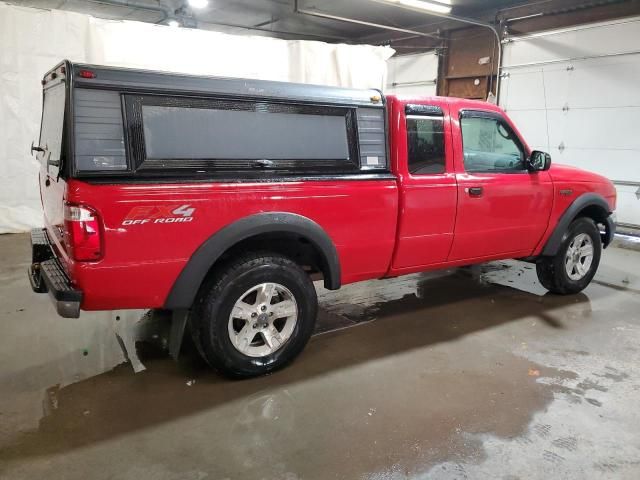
{"left": 29, "top": 229, "right": 82, "bottom": 318}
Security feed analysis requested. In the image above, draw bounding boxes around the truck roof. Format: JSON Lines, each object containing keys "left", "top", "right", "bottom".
{"left": 386, "top": 94, "right": 504, "bottom": 114}
{"left": 63, "top": 60, "right": 384, "bottom": 108}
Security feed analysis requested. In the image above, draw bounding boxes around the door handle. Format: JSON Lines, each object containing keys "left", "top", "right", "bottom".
{"left": 467, "top": 186, "right": 483, "bottom": 197}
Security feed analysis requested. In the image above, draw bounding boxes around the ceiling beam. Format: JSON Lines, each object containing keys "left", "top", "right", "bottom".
{"left": 293, "top": 0, "right": 442, "bottom": 40}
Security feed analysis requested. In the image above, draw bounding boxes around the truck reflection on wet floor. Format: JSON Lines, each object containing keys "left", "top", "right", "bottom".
{"left": 0, "top": 261, "right": 592, "bottom": 467}
{"left": 121, "top": 261, "right": 575, "bottom": 370}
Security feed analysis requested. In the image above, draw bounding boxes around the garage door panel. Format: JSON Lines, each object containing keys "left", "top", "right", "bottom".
{"left": 534, "top": 66, "right": 571, "bottom": 110}
{"left": 386, "top": 52, "right": 438, "bottom": 96}
{"left": 502, "top": 17, "right": 640, "bottom": 66}
{"left": 504, "top": 57, "right": 640, "bottom": 112}
{"left": 505, "top": 110, "right": 549, "bottom": 149}
{"left": 388, "top": 83, "right": 437, "bottom": 96}
{"left": 542, "top": 147, "right": 639, "bottom": 182}
{"left": 541, "top": 57, "right": 640, "bottom": 109}
{"left": 545, "top": 108, "right": 640, "bottom": 153}
{"left": 616, "top": 186, "right": 640, "bottom": 226}
{"left": 501, "top": 68, "right": 547, "bottom": 111}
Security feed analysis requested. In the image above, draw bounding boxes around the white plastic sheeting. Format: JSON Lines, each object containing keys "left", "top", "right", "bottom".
{"left": 500, "top": 17, "right": 640, "bottom": 227}
{"left": 0, "top": 2, "right": 393, "bottom": 233}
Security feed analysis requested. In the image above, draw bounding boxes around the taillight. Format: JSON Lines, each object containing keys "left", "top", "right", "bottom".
{"left": 64, "top": 204, "right": 103, "bottom": 261}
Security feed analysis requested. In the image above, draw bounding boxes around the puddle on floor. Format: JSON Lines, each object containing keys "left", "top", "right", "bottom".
{"left": 0, "top": 296, "right": 577, "bottom": 480}
{"left": 0, "top": 259, "right": 586, "bottom": 440}
{"left": 3, "top": 232, "right": 636, "bottom": 479}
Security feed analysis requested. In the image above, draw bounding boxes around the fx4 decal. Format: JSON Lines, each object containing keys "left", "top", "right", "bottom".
{"left": 122, "top": 205, "right": 196, "bottom": 225}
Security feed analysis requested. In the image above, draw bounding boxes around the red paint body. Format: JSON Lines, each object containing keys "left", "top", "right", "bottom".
{"left": 40, "top": 96, "right": 617, "bottom": 311}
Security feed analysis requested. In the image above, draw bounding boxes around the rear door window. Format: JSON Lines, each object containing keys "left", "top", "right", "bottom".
{"left": 38, "top": 83, "right": 66, "bottom": 169}
{"left": 406, "top": 115, "right": 446, "bottom": 174}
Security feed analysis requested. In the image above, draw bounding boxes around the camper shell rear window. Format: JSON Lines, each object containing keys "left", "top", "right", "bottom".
{"left": 38, "top": 83, "right": 66, "bottom": 169}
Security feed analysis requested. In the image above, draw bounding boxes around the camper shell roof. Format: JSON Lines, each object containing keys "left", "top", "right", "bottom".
{"left": 58, "top": 61, "right": 385, "bottom": 108}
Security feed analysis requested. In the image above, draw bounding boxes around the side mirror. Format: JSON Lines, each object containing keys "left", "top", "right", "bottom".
{"left": 527, "top": 150, "right": 551, "bottom": 172}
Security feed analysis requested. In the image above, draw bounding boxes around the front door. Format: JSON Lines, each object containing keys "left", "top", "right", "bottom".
{"left": 448, "top": 109, "right": 553, "bottom": 261}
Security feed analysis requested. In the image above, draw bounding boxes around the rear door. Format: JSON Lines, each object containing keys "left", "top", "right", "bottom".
{"left": 38, "top": 68, "right": 68, "bottom": 259}
{"left": 390, "top": 99, "right": 458, "bottom": 272}
{"left": 448, "top": 107, "right": 553, "bottom": 260}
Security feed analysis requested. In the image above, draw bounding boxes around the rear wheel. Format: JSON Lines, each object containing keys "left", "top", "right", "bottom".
{"left": 536, "top": 217, "right": 601, "bottom": 294}
{"left": 190, "top": 252, "right": 317, "bottom": 378}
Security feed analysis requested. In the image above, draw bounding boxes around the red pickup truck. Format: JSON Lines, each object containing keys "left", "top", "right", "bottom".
{"left": 30, "top": 61, "right": 616, "bottom": 377}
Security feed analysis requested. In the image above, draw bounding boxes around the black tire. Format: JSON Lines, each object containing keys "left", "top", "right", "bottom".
{"left": 536, "top": 217, "right": 602, "bottom": 295}
{"left": 189, "top": 252, "right": 317, "bottom": 378}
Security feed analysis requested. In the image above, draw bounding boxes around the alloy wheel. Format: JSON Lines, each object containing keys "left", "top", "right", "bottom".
{"left": 564, "top": 233, "right": 594, "bottom": 281}
{"left": 228, "top": 282, "right": 298, "bottom": 357}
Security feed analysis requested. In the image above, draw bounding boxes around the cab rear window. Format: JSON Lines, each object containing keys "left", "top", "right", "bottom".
{"left": 406, "top": 115, "right": 445, "bottom": 175}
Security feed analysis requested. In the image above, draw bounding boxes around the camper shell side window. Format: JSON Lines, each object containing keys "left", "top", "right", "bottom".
{"left": 123, "top": 95, "right": 360, "bottom": 175}
{"left": 69, "top": 66, "right": 389, "bottom": 178}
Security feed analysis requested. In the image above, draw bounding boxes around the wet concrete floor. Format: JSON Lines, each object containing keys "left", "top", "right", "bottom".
{"left": 1, "top": 232, "right": 639, "bottom": 479}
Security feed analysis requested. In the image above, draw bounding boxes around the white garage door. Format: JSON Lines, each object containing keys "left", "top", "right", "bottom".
{"left": 500, "top": 17, "right": 640, "bottom": 228}
{"left": 385, "top": 51, "right": 438, "bottom": 96}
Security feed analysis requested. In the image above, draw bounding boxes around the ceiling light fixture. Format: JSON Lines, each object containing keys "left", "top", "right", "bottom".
{"left": 372, "top": 0, "right": 452, "bottom": 15}
{"left": 188, "top": 0, "right": 209, "bottom": 8}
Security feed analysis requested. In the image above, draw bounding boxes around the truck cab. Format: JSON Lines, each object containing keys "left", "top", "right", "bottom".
{"left": 387, "top": 94, "right": 615, "bottom": 291}
{"left": 29, "top": 61, "right": 616, "bottom": 377}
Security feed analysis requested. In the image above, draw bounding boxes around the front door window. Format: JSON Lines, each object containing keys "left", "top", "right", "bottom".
{"left": 460, "top": 115, "right": 524, "bottom": 173}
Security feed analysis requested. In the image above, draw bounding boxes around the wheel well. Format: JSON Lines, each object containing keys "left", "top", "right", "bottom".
{"left": 575, "top": 204, "right": 612, "bottom": 244}
{"left": 164, "top": 212, "right": 341, "bottom": 310}
{"left": 215, "top": 232, "right": 329, "bottom": 283}
{"left": 541, "top": 193, "right": 613, "bottom": 256}
{"left": 576, "top": 204, "right": 609, "bottom": 225}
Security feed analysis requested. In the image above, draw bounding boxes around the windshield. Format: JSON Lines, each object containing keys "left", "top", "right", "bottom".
{"left": 38, "top": 83, "right": 66, "bottom": 167}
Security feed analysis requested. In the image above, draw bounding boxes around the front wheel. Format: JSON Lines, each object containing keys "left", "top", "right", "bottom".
{"left": 190, "top": 252, "right": 317, "bottom": 378}
{"left": 536, "top": 217, "right": 602, "bottom": 294}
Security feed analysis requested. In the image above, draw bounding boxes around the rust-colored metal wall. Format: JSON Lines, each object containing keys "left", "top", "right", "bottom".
{"left": 439, "top": 27, "right": 498, "bottom": 100}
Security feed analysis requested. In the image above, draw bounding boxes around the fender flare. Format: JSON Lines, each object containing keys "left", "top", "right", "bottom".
{"left": 164, "top": 212, "right": 341, "bottom": 309}
{"left": 541, "top": 192, "right": 614, "bottom": 256}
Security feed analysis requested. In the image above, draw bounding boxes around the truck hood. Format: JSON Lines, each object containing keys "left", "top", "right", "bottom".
{"left": 548, "top": 163, "right": 611, "bottom": 185}
{"left": 548, "top": 163, "right": 616, "bottom": 210}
